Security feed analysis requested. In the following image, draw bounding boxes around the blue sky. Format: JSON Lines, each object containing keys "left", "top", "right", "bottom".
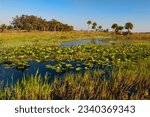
{"left": 0, "top": 0, "right": 150, "bottom": 32}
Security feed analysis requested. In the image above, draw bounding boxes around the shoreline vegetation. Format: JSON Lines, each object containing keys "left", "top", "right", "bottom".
{"left": 0, "top": 31, "right": 109, "bottom": 49}
{"left": 0, "top": 36, "right": 150, "bottom": 99}
{"left": 0, "top": 31, "right": 150, "bottom": 49}
{"left": 0, "top": 14, "right": 150, "bottom": 100}
{"left": 0, "top": 57, "right": 150, "bottom": 100}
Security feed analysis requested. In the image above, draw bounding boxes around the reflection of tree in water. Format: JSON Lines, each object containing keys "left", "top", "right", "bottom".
{"left": 90, "top": 39, "right": 96, "bottom": 44}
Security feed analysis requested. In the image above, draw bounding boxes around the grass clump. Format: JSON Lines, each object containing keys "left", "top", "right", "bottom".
{"left": 0, "top": 31, "right": 108, "bottom": 49}
{"left": 0, "top": 58, "right": 150, "bottom": 100}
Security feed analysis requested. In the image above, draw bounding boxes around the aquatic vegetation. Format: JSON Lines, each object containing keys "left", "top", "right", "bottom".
{"left": 16, "top": 61, "right": 30, "bottom": 70}
{"left": 0, "top": 58, "right": 150, "bottom": 100}
{"left": 76, "top": 67, "right": 82, "bottom": 71}
{"left": 1, "top": 45, "right": 150, "bottom": 69}
{"left": 0, "top": 44, "right": 150, "bottom": 87}
{"left": 0, "top": 32, "right": 150, "bottom": 100}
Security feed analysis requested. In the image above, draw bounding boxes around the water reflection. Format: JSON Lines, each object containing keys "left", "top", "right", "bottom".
{"left": 0, "top": 61, "right": 113, "bottom": 86}
{"left": 60, "top": 38, "right": 111, "bottom": 47}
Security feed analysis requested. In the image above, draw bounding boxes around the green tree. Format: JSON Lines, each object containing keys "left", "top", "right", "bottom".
{"left": 98, "top": 26, "right": 102, "bottom": 29}
{"left": 25, "top": 23, "right": 33, "bottom": 32}
{"left": 0, "top": 24, "right": 7, "bottom": 32}
{"left": 104, "top": 29, "right": 109, "bottom": 32}
{"left": 38, "top": 24, "right": 45, "bottom": 31}
{"left": 11, "top": 14, "right": 74, "bottom": 32}
{"left": 115, "top": 26, "right": 124, "bottom": 34}
{"left": 125, "top": 22, "right": 133, "bottom": 34}
{"left": 111, "top": 23, "right": 118, "bottom": 32}
{"left": 50, "top": 19, "right": 59, "bottom": 31}
{"left": 92, "top": 22, "right": 97, "bottom": 31}
{"left": 115, "top": 27, "right": 119, "bottom": 34}
{"left": 87, "top": 20, "right": 92, "bottom": 32}
{"left": 98, "top": 25, "right": 102, "bottom": 32}
{"left": 7, "top": 25, "right": 13, "bottom": 30}
{"left": 118, "top": 26, "right": 124, "bottom": 34}
{"left": 16, "top": 23, "right": 23, "bottom": 30}
{"left": 32, "top": 23, "right": 38, "bottom": 30}
{"left": 43, "top": 23, "right": 49, "bottom": 31}
{"left": 58, "top": 23, "right": 64, "bottom": 31}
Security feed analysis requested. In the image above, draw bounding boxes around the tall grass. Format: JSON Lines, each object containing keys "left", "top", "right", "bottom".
{"left": 110, "top": 33, "right": 150, "bottom": 45}
{"left": 0, "top": 31, "right": 108, "bottom": 49}
{"left": 0, "top": 31, "right": 150, "bottom": 100}
{"left": 0, "top": 58, "right": 150, "bottom": 100}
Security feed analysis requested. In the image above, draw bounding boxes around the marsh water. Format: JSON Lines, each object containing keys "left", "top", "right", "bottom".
{"left": 0, "top": 38, "right": 112, "bottom": 86}
{"left": 0, "top": 61, "right": 113, "bottom": 86}
{"left": 60, "top": 38, "right": 111, "bottom": 47}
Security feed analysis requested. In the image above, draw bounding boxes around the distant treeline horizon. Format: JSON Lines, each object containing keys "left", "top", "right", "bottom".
{"left": 0, "top": 14, "right": 143, "bottom": 34}
{"left": 0, "top": 14, "right": 74, "bottom": 32}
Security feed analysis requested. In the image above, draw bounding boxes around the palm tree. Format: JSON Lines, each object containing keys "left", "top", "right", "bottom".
{"left": 118, "top": 26, "right": 124, "bottom": 34}
{"left": 87, "top": 20, "right": 92, "bottom": 32}
{"left": 104, "top": 29, "right": 109, "bottom": 32}
{"left": 98, "top": 26, "right": 102, "bottom": 31}
{"left": 125, "top": 22, "right": 133, "bottom": 34}
{"left": 114, "top": 26, "right": 124, "bottom": 34}
{"left": 92, "top": 22, "right": 97, "bottom": 32}
{"left": 111, "top": 23, "right": 118, "bottom": 32}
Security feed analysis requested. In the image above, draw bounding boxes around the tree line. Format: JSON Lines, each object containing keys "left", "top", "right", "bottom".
{"left": 87, "top": 20, "right": 109, "bottom": 32}
{"left": 87, "top": 20, "right": 133, "bottom": 34}
{"left": 111, "top": 22, "right": 133, "bottom": 35}
{"left": 0, "top": 15, "right": 74, "bottom": 32}
{"left": 0, "top": 15, "right": 134, "bottom": 34}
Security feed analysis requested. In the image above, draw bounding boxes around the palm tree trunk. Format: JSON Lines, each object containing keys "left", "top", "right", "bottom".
{"left": 88, "top": 25, "right": 90, "bottom": 33}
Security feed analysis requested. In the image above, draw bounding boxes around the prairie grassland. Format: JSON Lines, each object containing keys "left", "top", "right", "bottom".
{"left": 0, "top": 31, "right": 109, "bottom": 49}
{"left": 1, "top": 31, "right": 150, "bottom": 49}
{"left": 0, "top": 31, "right": 150, "bottom": 100}
{"left": 108, "top": 33, "right": 150, "bottom": 45}
{"left": 129, "top": 33, "right": 150, "bottom": 40}
{"left": 0, "top": 57, "right": 150, "bottom": 100}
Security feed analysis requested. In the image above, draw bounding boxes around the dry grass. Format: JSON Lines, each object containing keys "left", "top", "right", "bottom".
{"left": 108, "top": 33, "right": 150, "bottom": 45}
{"left": 0, "top": 31, "right": 108, "bottom": 49}
{"left": 131, "top": 33, "right": 150, "bottom": 40}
